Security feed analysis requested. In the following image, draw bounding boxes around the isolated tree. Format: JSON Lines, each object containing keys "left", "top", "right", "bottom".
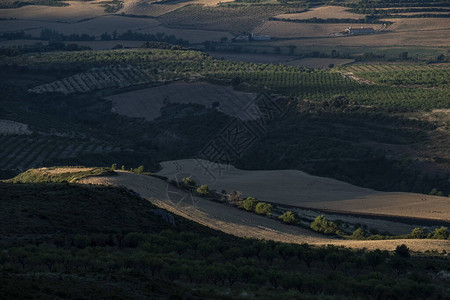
{"left": 242, "top": 197, "right": 258, "bottom": 211}
{"left": 111, "top": 163, "right": 117, "bottom": 170}
{"left": 121, "top": 165, "right": 125, "bottom": 170}
{"left": 278, "top": 211, "right": 297, "bottom": 224}
{"left": 181, "top": 177, "right": 196, "bottom": 187}
{"left": 196, "top": 185, "right": 210, "bottom": 196}
{"left": 136, "top": 165, "right": 145, "bottom": 173}
{"left": 255, "top": 202, "right": 272, "bottom": 215}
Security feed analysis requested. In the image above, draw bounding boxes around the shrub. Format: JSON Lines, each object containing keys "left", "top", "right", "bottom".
{"left": 111, "top": 163, "right": 117, "bottom": 170}
{"left": 196, "top": 185, "right": 210, "bottom": 196}
{"left": 278, "top": 211, "right": 297, "bottom": 224}
{"left": 242, "top": 197, "right": 258, "bottom": 211}
{"left": 352, "top": 228, "right": 366, "bottom": 239}
{"left": 227, "top": 191, "right": 243, "bottom": 205}
{"left": 181, "top": 177, "right": 196, "bottom": 187}
{"left": 410, "top": 227, "right": 427, "bottom": 239}
{"left": 136, "top": 165, "right": 145, "bottom": 173}
{"left": 431, "top": 227, "right": 449, "bottom": 240}
{"left": 394, "top": 244, "right": 410, "bottom": 258}
{"left": 310, "top": 215, "right": 339, "bottom": 235}
{"left": 255, "top": 203, "right": 272, "bottom": 216}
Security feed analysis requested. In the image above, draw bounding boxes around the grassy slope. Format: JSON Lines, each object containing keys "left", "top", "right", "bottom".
{"left": 5, "top": 167, "right": 115, "bottom": 184}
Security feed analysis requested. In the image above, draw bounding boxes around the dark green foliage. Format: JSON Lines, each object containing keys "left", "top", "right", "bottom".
{"left": 1, "top": 180, "right": 447, "bottom": 299}
{"left": 196, "top": 184, "right": 210, "bottom": 196}
{"left": 255, "top": 202, "right": 272, "bottom": 215}
{"left": 181, "top": 177, "right": 196, "bottom": 187}
{"left": 278, "top": 211, "right": 297, "bottom": 224}
{"left": 395, "top": 244, "right": 410, "bottom": 258}
{"left": 311, "top": 215, "right": 340, "bottom": 235}
{"left": 242, "top": 197, "right": 258, "bottom": 211}
{"left": 431, "top": 227, "right": 449, "bottom": 240}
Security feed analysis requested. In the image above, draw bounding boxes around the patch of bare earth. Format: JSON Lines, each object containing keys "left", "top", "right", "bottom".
{"left": 106, "top": 82, "right": 259, "bottom": 121}
{"left": 157, "top": 159, "right": 450, "bottom": 221}
{"left": 79, "top": 171, "right": 450, "bottom": 252}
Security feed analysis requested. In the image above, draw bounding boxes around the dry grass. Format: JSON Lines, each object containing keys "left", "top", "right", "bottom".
{"left": 79, "top": 170, "right": 450, "bottom": 252}
{"left": 157, "top": 159, "right": 450, "bottom": 221}
{"left": 253, "top": 21, "right": 383, "bottom": 38}
{"left": 275, "top": 6, "right": 365, "bottom": 20}
{"left": 106, "top": 82, "right": 259, "bottom": 121}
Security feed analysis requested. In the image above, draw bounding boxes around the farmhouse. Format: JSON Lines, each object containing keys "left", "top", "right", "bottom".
{"left": 344, "top": 26, "right": 375, "bottom": 35}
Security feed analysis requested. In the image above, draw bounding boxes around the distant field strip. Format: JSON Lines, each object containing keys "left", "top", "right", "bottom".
{"left": 29, "top": 67, "right": 156, "bottom": 94}
{"left": 340, "top": 64, "right": 450, "bottom": 89}
{"left": 0, "top": 135, "right": 118, "bottom": 171}
{"left": 0, "top": 119, "right": 32, "bottom": 135}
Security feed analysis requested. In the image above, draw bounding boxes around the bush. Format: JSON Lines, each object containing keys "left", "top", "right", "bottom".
{"left": 136, "top": 165, "right": 145, "bottom": 173}
{"left": 352, "top": 228, "right": 366, "bottom": 239}
{"left": 196, "top": 185, "right": 210, "bottom": 196}
{"left": 255, "top": 203, "right": 272, "bottom": 216}
{"left": 431, "top": 227, "right": 449, "bottom": 240}
{"left": 310, "top": 215, "right": 339, "bottom": 235}
{"left": 181, "top": 177, "right": 196, "bottom": 187}
{"left": 278, "top": 211, "right": 297, "bottom": 224}
{"left": 394, "top": 244, "right": 410, "bottom": 258}
{"left": 409, "top": 227, "right": 427, "bottom": 239}
{"left": 242, "top": 197, "right": 258, "bottom": 211}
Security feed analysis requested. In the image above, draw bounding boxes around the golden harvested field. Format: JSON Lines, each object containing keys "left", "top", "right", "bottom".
{"left": 0, "top": 15, "right": 231, "bottom": 43}
{"left": 79, "top": 171, "right": 450, "bottom": 252}
{"left": 158, "top": 4, "right": 285, "bottom": 34}
{"left": 275, "top": 6, "right": 365, "bottom": 20}
{"left": 157, "top": 159, "right": 450, "bottom": 221}
{"left": 121, "top": 0, "right": 192, "bottom": 17}
{"left": 253, "top": 21, "right": 384, "bottom": 38}
{"left": 253, "top": 18, "right": 449, "bottom": 48}
{"left": 0, "top": 2, "right": 106, "bottom": 22}
{"left": 120, "top": 0, "right": 231, "bottom": 17}
{"left": 106, "top": 82, "right": 259, "bottom": 121}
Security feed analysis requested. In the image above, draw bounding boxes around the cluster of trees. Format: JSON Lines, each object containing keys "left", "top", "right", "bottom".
{"left": 0, "top": 42, "right": 91, "bottom": 57}
{"left": 100, "top": 30, "right": 190, "bottom": 47}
